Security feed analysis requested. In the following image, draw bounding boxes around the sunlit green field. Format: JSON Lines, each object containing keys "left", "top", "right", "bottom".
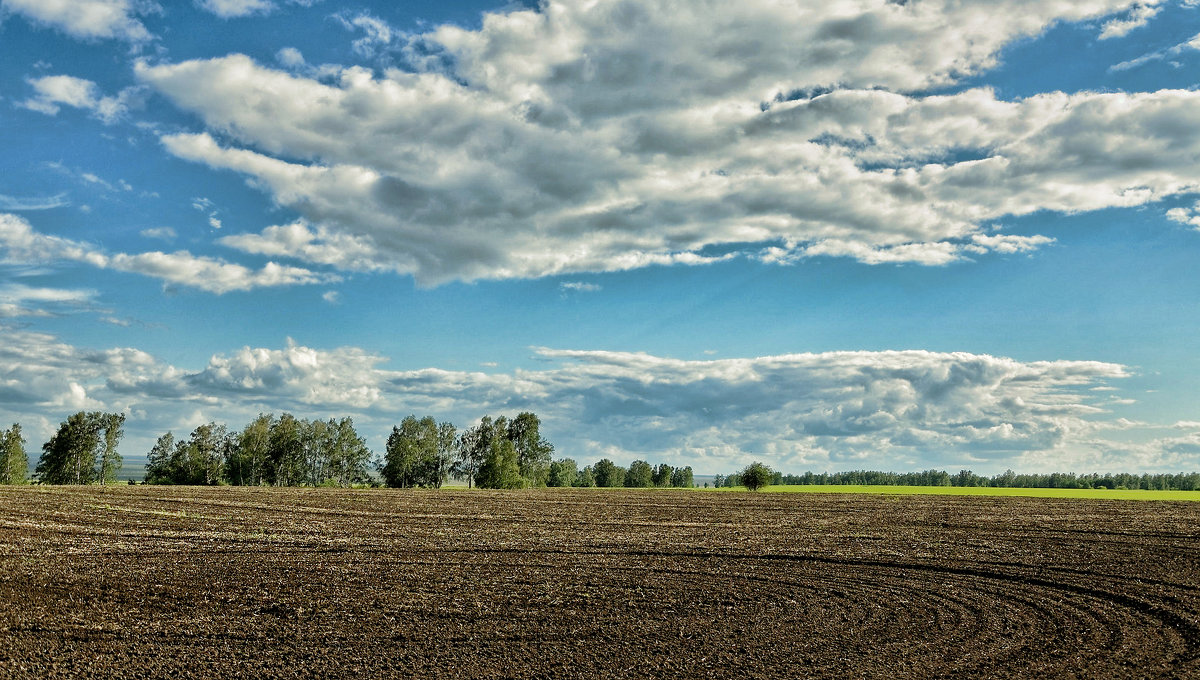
{"left": 709, "top": 485, "right": 1200, "bottom": 501}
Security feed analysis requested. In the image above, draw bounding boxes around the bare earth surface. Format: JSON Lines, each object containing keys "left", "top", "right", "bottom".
{"left": 0, "top": 486, "right": 1197, "bottom": 679}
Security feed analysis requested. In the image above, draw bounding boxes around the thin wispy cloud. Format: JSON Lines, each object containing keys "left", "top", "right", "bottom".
{"left": 559, "top": 281, "right": 601, "bottom": 293}
{"left": 139, "top": 227, "right": 176, "bottom": 240}
{"left": 0, "top": 0, "right": 155, "bottom": 42}
{"left": 0, "top": 283, "right": 96, "bottom": 318}
{"left": 1099, "top": 3, "right": 1161, "bottom": 40}
{"left": 0, "top": 193, "right": 70, "bottom": 211}
{"left": 0, "top": 213, "right": 336, "bottom": 294}
{"left": 1110, "top": 31, "right": 1200, "bottom": 70}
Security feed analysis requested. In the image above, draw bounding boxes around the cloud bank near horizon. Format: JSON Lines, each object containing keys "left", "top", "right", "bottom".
{"left": 5, "top": 327, "right": 1187, "bottom": 474}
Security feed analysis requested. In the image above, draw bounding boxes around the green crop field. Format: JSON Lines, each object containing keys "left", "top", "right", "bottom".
{"left": 707, "top": 484, "right": 1200, "bottom": 501}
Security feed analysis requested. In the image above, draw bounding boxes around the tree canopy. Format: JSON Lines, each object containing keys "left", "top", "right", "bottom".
{"left": 382, "top": 415, "right": 455, "bottom": 488}
{"left": 593, "top": 459, "right": 626, "bottom": 488}
{"left": 740, "top": 462, "right": 774, "bottom": 492}
{"left": 1, "top": 424, "right": 27, "bottom": 484}
{"left": 626, "top": 460, "right": 653, "bottom": 488}
{"left": 146, "top": 414, "right": 373, "bottom": 487}
{"left": 548, "top": 458, "right": 577, "bottom": 487}
{"left": 144, "top": 423, "right": 228, "bottom": 486}
{"left": 35, "top": 412, "right": 124, "bottom": 485}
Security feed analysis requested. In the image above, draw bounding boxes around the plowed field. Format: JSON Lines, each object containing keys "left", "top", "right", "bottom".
{"left": 0, "top": 486, "right": 1197, "bottom": 678}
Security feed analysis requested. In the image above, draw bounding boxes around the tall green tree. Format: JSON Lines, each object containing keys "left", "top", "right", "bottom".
{"left": 626, "top": 460, "right": 653, "bottom": 488}
{"left": 97, "top": 413, "right": 126, "bottom": 484}
{"left": 670, "top": 466, "right": 694, "bottom": 488}
{"left": 144, "top": 432, "right": 176, "bottom": 484}
{"left": 548, "top": 458, "right": 577, "bottom": 487}
{"left": 452, "top": 420, "right": 483, "bottom": 489}
{"left": 37, "top": 412, "right": 103, "bottom": 484}
{"left": 268, "top": 414, "right": 306, "bottom": 486}
{"left": 651, "top": 463, "right": 674, "bottom": 488}
{"left": 475, "top": 436, "right": 524, "bottom": 489}
{"left": 1, "top": 424, "right": 28, "bottom": 484}
{"left": 303, "top": 418, "right": 333, "bottom": 486}
{"left": 184, "top": 422, "right": 228, "bottom": 485}
{"left": 324, "top": 417, "right": 372, "bottom": 487}
{"left": 381, "top": 424, "right": 412, "bottom": 488}
{"left": 382, "top": 415, "right": 439, "bottom": 488}
{"left": 593, "top": 458, "right": 626, "bottom": 488}
{"left": 227, "top": 414, "right": 272, "bottom": 486}
{"left": 434, "top": 421, "right": 457, "bottom": 489}
{"left": 508, "top": 412, "right": 553, "bottom": 487}
{"left": 454, "top": 416, "right": 505, "bottom": 489}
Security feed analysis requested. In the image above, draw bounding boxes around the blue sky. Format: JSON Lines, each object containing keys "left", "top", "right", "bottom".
{"left": 3, "top": 0, "right": 1200, "bottom": 475}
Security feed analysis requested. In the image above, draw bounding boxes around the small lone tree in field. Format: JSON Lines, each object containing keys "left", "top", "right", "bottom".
{"left": 740, "top": 461, "right": 773, "bottom": 492}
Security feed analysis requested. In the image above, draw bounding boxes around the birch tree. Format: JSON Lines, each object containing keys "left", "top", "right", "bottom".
{"left": 0, "top": 424, "right": 27, "bottom": 484}
{"left": 37, "top": 412, "right": 102, "bottom": 484}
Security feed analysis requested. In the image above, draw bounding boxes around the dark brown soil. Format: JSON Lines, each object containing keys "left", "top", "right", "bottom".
{"left": 0, "top": 486, "right": 1197, "bottom": 678}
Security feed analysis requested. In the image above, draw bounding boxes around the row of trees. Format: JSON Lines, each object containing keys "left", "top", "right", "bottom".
{"left": 14, "top": 412, "right": 1198, "bottom": 492}
{"left": 145, "top": 411, "right": 554, "bottom": 489}
{"left": 143, "top": 411, "right": 558, "bottom": 489}
{"left": 542, "top": 458, "right": 694, "bottom": 488}
{"left": 138, "top": 408, "right": 698, "bottom": 490}
{"left": 376, "top": 413, "right": 700, "bottom": 489}
{"left": 378, "top": 413, "right": 555, "bottom": 489}
{"left": 13, "top": 412, "right": 127, "bottom": 485}
{"left": 714, "top": 468, "right": 1200, "bottom": 491}
{"left": 2, "top": 410, "right": 691, "bottom": 490}
{"left": 146, "top": 415, "right": 374, "bottom": 487}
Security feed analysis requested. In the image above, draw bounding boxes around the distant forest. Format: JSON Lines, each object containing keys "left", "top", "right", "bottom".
{"left": 714, "top": 467, "right": 1200, "bottom": 491}
{"left": 2, "top": 413, "right": 1196, "bottom": 491}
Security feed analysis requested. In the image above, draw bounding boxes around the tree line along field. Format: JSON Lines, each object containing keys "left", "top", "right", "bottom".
{"left": 0, "top": 485, "right": 1197, "bottom": 678}
{"left": 713, "top": 468, "right": 1200, "bottom": 492}
{"left": 730, "top": 485, "right": 1200, "bottom": 501}
{"left": 8, "top": 411, "right": 1199, "bottom": 495}
{"left": 4, "top": 410, "right": 699, "bottom": 491}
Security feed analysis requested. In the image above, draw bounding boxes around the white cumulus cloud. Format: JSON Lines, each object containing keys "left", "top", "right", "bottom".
{"left": 1099, "top": 3, "right": 1161, "bottom": 39}
{"left": 0, "top": 0, "right": 154, "bottom": 42}
{"left": 196, "top": 0, "right": 274, "bottom": 18}
{"left": 131, "top": 0, "right": 1200, "bottom": 286}
{"left": 22, "top": 75, "right": 141, "bottom": 124}
{"left": 334, "top": 11, "right": 395, "bottom": 58}
{"left": 1166, "top": 201, "right": 1200, "bottom": 229}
